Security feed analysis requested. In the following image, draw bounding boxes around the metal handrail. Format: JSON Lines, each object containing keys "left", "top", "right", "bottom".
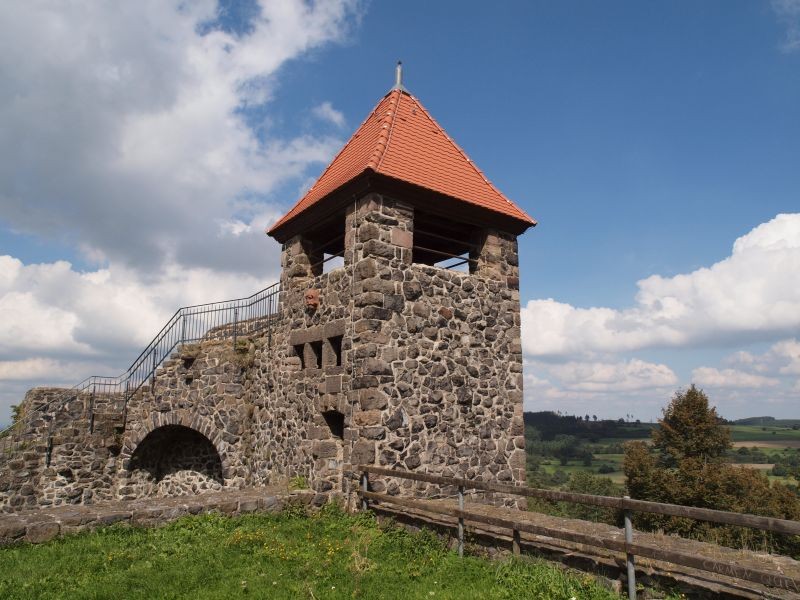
{"left": 0, "top": 282, "right": 282, "bottom": 448}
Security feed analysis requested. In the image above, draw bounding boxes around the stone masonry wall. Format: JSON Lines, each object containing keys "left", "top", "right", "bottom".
{"left": 247, "top": 233, "right": 355, "bottom": 497}
{"left": 0, "top": 338, "right": 257, "bottom": 510}
{"left": 342, "top": 194, "right": 526, "bottom": 499}
{"left": 0, "top": 388, "right": 123, "bottom": 512}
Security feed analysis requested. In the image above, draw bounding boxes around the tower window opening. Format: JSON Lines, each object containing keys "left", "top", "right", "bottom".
{"left": 412, "top": 211, "right": 481, "bottom": 273}
{"left": 303, "top": 212, "right": 346, "bottom": 276}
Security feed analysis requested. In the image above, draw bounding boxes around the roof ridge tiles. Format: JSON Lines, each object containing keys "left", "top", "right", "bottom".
{"left": 374, "top": 91, "right": 402, "bottom": 171}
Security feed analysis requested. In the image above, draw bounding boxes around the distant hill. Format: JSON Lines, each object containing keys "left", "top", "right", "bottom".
{"left": 732, "top": 416, "right": 800, "bottom": 427}
{"left": 523, "top": 411, "right": 654, "bottom": 441}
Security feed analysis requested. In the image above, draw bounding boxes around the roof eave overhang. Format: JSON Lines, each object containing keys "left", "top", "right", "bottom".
{"left": 267, "top": 170, "right": 536, "bottom": 244}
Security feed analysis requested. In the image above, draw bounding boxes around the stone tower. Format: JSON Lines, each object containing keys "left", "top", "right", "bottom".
{"left": 265, "top": 70, "right": 536, "bottom": 495}
{"left": 0, "top": 70, "right": 536, "bottom": 510}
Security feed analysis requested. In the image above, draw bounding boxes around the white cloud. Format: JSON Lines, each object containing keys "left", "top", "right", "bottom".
{"left": 691, "top": 367, "right": 780, "bottom": 389}
{"left": 546, "top": 359, "right": 677, "bottom": 393}
{"left": 0, "top": 0, "right": 360, "bottom": 276}
{"left": 0, "top": 255, "right": 271, "bottom": 362}
{"left": 772, "top": 0, "right": 800, "bottom": 52}
{"left": 0, "top": 359, "right": 86, "bottom": 382}
{"left": 722, "top": 338, "right": 800, "bottom": 376}
{"left": 523, "top": 357, "right": 678, "bottom": 419}
{"left": 522, "top": 214, "right": 800, "bottom": 358}
{"left": 312, "top": 101, "right": 346, "bottom": 127}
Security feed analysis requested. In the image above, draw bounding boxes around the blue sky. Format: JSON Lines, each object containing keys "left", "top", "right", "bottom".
{"left": 0, "top": 1, "right": 799, "bottom": 425}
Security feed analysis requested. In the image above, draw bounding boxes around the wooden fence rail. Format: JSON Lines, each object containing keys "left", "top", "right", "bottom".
{"left": 356, "top": 465, "right": 800, "bottom": 598}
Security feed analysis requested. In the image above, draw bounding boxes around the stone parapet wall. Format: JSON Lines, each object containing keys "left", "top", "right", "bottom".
{"left": 0, "top": 487, "right": 315, "bottom": 546}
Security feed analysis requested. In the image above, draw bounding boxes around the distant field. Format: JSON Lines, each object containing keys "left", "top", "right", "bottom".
{"left": 736, "top": 463, "right": 774, "bottom": 470}
{"left": 729, "top": 424, "right": 800, "bottom": 442}
{"left": 528, "top": 419, "right": 800, "bottom": 492}
{"left": 732, "top": 440, "right": 800, "bottom": 449}
{"left": 539, "top": 458, "right": 626, "bottom": 485}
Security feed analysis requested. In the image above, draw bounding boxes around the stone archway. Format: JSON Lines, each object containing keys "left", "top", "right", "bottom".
{"left": 124, "top": 425, "right": 224, "bottom": 498}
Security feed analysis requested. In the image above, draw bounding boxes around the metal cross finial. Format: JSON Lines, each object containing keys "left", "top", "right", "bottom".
{"left": 392, "top": 60, "right": 406, "bottom": 92}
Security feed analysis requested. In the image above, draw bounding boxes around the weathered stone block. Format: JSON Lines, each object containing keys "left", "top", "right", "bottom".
{"left": 363, "top": 239, "right": 394, "bottom": 259}
{"left": 364, "top": 358, "right": 392, "bottom": 376}
{"left": 351, "top": 440, "right": 375, "bottom": 465}
{"left": 355, "top": 292, "right": 384, "bottom": 307}
{"left": 312, "top": 441, "right": 338, "bottom": 459}
{"left": 390, "top": 227, "right": 412, "bottom": 249}
{"left": 353, "top": 410, "right": 382, "bottom": 426}
{"left": 362, "top": 306, "right": 392, "bottom": 321}
{"left": 402, "top": 281, "right": 423, "bottom": 300}
{"left": 359, "top": 389, "right": 388, "bottom": 410}
{"left": 26, "top": 521, "right": 60, "bottom": 543}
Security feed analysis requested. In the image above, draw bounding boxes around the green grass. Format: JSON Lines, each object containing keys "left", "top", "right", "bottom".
{"left": 0, "top": 504, "right": 621, "bottom": 600}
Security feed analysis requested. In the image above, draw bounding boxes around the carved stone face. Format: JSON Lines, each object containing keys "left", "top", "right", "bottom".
{"left": 304, "top": 288, "right": 320, "bottom": 311}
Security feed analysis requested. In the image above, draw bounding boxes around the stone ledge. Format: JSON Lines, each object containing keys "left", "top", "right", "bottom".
{"left": 0, "top": 487, "right": 316, "bottom": 546}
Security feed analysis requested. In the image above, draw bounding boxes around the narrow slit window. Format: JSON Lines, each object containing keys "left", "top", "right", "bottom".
{"left": 329, "top": 335, "right": 343, "bottom": 367}
{"left": 322, "top": 410, "right": 344, "bottom": 440}
{"left": 310, "top": 340, "right": 323, "bottom": 369}
{"left": 293, "top": 344, "right": 306, "bottom": 369}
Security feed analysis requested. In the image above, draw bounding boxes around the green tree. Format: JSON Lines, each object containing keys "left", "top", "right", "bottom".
{"left": 651, "top": 384, "right": 730, "bottom": 466}
{"left": 624, "top": 386, "right": 800, "bottom": 556}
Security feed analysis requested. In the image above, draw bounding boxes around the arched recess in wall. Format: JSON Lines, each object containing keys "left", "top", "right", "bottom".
{"left": 124, "top": 425, "right": 225, "bottom": 499}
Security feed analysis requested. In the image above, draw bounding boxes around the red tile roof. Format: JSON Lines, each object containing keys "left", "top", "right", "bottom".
{"left": 268, "top": 89, "right": 535, "bottom": 236}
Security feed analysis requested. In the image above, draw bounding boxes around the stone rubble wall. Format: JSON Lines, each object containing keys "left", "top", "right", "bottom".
{"left": 341, "top": 194, "right": 526, "bottom": 501}
{"left": 0, "top": 388, "right": 122, "bottom": 512}
{"left": 247, "top": 238, "right": 355, "bottom": 497}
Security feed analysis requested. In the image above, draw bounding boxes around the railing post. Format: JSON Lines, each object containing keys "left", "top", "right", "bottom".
{"left": 361, "top": 471, "right": 368, "bottom": 511}
{"left": 180, "top": 313, "right": 186, "bottom": 344}
{"left": 458, "top": 484, "right": 465, "bottom": 557}
{"left": 45, "top": 436, "right": 53, "bottom": 467}
{"left": 122, "top": 380, "right": 129, "bottom": 429}
{"left": 623, "top": 495, "right": 636, "bottom": 600}
{"left": 267, "top": 294, "right": 273, "bottom": 348}
{"left": 150, "top": 351, "right": 157, "bottom": 389}
{"left": 233, "top": 306, "right": 239, "bottom": 348}
{"left": 89, "top": 384, "right": 96, "bottom": 434}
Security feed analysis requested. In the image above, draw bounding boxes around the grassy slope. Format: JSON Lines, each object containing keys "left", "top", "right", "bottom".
{"left": 0, "top": 505, "right": 620, "bottom": 600}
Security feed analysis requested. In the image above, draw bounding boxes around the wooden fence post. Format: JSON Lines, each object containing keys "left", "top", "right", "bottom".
{"left": 457, "top": 484, "right": 464, "bottom": 557}
{"left": 624, "top": 495, "right": 636, "bottom": 600}
{"left": 361, "top": 471, "right": 368, "bottom": 511}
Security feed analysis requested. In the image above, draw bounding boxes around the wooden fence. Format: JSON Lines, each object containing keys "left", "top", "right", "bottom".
{"left": 357, "top": 465, "right": 800, "bottom": 599}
